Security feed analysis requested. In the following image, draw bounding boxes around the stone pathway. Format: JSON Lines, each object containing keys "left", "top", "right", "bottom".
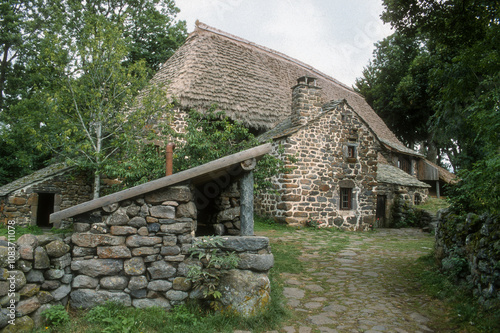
{"left": 260, "top": 228, "right": 445, "bottom": 333}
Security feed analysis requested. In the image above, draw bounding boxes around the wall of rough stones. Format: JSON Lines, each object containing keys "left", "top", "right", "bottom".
{"left": 257, "top": 102, "right": 379, "bottom": 231}
{"left": 0, "top": 182, "right": 273, "bottom": 330}
{"left": 0, "top": 233, "right": 73, "bottom": 331}
{"left": 435, "top": 210, "right": 500, "bottom": 309}
{"left": 0, "top": 170, "right": 92, "bottom": 228}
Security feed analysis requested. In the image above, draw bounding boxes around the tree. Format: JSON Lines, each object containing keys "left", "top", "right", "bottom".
{"left": 0, "top": 0, "right": 187, "bottom": 186}
{"left": 366, "top": 0, "right": 500, "bottom": 213}
{"left": 38, "top": 16, "right": 174, "bottom": 199}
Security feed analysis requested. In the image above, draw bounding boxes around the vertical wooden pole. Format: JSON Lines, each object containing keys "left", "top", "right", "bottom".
{"left": 166, "top": 143, "right": 175, "bottom": 176}
{"left": 240, "top": 170, "right": 254, "bottom": 236}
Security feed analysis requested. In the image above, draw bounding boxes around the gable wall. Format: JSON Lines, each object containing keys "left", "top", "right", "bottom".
{"left": 256, "top": 104, "right": 379, "bottom": 230}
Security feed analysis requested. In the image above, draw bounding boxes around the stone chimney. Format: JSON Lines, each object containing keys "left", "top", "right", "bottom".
{"left": 291, "top": 76, "right": 322, "bottom": 126}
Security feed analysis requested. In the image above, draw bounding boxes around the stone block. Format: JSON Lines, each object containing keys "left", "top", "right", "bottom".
{"left": 96, "top": 244, "right": 131, "bottom": 258}
{"left": 147, "top": 261, "right": 176, "bottom": 279}
{"left": 128, "top": 276, "right": 148, "bottom": 291}
{"left": 100, "top": 276, "right": 129, "bottom": 290}
{"left": 160, "top": 246, "right": 180, "bottom": 256}
{"left": 176, "top": 202, "right": 197, "bottom": 219}
{"left": 51, "top": 283, "right": 71, "bottom": 301}
{"left": 160, "top": 222, "right": 192, "bottom": 234}
{"left": 19, "top": 284, "right": 40, "bottom": 298}
{"left": 70, "top": 289, "right": 131, "bottom": 309}
{"left": 45, "top": 240, "right": 70, "bottom": 258}
{"left": 128, "top": 217, "right": 147, "bottom": 228}
{"left": 16, "top": 296, "right": 41, "bottom": 316}
{"left": 72, "top": 275, "right": 99, "bottom": 289}
{"left": 106, "top": 211, "right": 129, "bottom": 226}
{"left": 41, "top": 280, "right": 60, "bottom": 290}
{"left": 126, "top": 235, "right": 162, "bottom": 247}
{"left": 51, "top": 253, "right": 71, "bottom": 269}
{"left": 145, "top": 186, "right": 192, "bottom": 204}
{"left": 71, "top": 259, "right": 123, "bottom": 277}
{"left": 72, "top": 246, "right": 96, "bottom": 257}
{"left": 217, "top": 207, "right": 240, "bottom": 222}
{"left": 33, "top": 247, "right": 50, "bottom": 269}
{"left": 71, "top": 234, "right": 125, "bottom": 247}
{"left": 16, "top": 234, "right": 38, "bottom": 248}
{"left": 26, "top": 270, "right": 44, "bottom": 284}
{"left": 132, "top": 297, "right": 171, "bottom": 309}
{"left": 166, "top": 290, "right": 188, "bottom": 302}
{"left": 37, "top": 290, "right": 53, "bottom": 304}
{"left": 110, "top": 226, "right": 137, "bottom": 235}
{"left": 172, "top": 277, "right": 191, "bottom": 291}
{"left": 150, "top": 206, "right": 176, "bottom": 219}
{"left": 220, "top": 236, "right": 269, "bottom": 252}
{"left": 147, "top": 280, "right": 172, "bottom": 292}
{"left": 124, "top": 257, "right": 146, "bottom": 276}
{"left": 238, "top": 253, "right": 274, "bottom": 272}
{"left": 44, "top": 269, "right": 64, "bottom": 280}
{"left": 131, "top": 247, "right": 160, "bottom": 256}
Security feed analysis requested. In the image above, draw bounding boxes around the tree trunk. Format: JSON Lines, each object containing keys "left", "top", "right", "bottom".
{"left": 93, "top": 121, "right": 102, "bottom": 199}
{"left": 426, "top": 132, "right": 438, "bottom": 164}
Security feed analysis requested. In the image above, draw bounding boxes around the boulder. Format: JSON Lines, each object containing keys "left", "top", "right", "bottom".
{"left": 45, "top": 240, "right": 70, "bottom": 258}
{"left": 216, "top": 269, "right": 271, "bottom": 317}
{"left": 71, "top": 259, "right": 123, "bottom": 277}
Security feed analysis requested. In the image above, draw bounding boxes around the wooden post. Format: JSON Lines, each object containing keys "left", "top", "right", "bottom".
{"left": 166, "top": 143, "right": 175, "bottom": 176}
{"left": 240, "top": 158, "right": 256, "bottom": 236}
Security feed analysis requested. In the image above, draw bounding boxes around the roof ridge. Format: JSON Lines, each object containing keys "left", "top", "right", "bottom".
{"left": 194, "top": 20, "right": 357, "bottom": 94}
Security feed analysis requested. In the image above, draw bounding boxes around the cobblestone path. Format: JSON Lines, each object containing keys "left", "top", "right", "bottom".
{"left": 258, "top": 228, "right": 449, "bottom": 333}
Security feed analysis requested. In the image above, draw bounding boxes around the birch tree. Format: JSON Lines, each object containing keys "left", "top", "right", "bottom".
{"left": 42, "top": 16, "right": 173, "bottom": 198}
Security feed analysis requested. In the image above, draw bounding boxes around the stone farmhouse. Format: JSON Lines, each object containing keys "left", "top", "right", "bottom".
{"left": 0, "top": 21, "right": 454, "bottom": 232}
{"left": 146, "top": 21, "right": 454, "bottom": 230}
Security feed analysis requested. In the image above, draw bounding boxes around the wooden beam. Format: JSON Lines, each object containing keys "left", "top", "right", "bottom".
{"left": 50, "top": 143, "right": 272, "bottom": 223}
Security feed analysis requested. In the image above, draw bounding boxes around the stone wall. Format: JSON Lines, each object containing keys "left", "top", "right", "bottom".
{"left": 0, "top": 170, "right": 92, "bottom": 228}
{"left": 0, "top": 233, "right": 73, "bottom": 331}
{"left": 257, "top": 103, "right": 379, "bottom": 231}
{"left": 435, "top": 211, "right": 500, "bottom": 309}
{"left": 0, "top": 183, "right": 274, "bottom": 330}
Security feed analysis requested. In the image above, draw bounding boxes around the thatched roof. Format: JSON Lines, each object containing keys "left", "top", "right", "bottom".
{"left": 150, "top": 21, "right": 416, "bottom": 156}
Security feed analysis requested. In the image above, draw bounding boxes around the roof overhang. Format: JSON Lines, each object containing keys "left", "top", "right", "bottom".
{"left": 50, "top": 143, "right": 272, "bottom": 223}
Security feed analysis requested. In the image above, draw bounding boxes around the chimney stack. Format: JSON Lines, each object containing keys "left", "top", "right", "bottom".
{"left": 291, "top": 76, "right": 322, "bottom": 126}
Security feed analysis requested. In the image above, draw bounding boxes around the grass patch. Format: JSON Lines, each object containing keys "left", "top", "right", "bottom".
{"left": 404, "top": 253, "right": 500, "bottom": 332}
{"left": 0, "top": 224, "right": 44, "bottom": 239}
{"left": 417, "top": 197, "right": 450, "bottom": 213}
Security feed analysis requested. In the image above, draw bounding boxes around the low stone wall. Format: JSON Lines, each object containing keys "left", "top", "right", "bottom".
{"left": 435, "top": 210, "right": 499, "bottom": 308}
{"left": 0, "top": 233, "right": 73, "bottom": 331}
{"left": 0, "top": 183, "right": 274, "bottom": 331}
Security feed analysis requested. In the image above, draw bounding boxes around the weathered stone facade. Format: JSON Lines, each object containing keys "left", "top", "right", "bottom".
{"left": 0, "top": 165, "right": 92, "bottom": 228}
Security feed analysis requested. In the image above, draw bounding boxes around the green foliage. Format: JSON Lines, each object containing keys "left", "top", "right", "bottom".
{"left": 174, "top": 107, "right": 296, "bottom": 195}
{"left": 85, "top": 302, "right": 137, "bottom": 333}
{"left": 0, "top": 224, "right": 43, "bottom": 239}
{"left": 0, "top": 0, "right": 186, "bottom": 187}
{"left": 41, "top": 305, "right": 70, "bottom": 327}
{"left": 187, "top": 236, "right": 240, "bottom": 303}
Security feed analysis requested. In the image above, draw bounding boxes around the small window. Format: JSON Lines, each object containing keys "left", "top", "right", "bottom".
{"left": 340, "top": 188, "right": 352, "bottom": 210}
{"left": 347, "top": 146, "right": 356, "bottom": 158}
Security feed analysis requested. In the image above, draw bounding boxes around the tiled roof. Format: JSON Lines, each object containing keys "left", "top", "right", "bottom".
{"left": 147, "top": 21, "right": 417, "bottom": 156}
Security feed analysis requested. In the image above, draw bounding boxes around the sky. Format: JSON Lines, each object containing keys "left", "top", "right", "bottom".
{"left": 174, "top": 0, "right": 393, "bottom": 87}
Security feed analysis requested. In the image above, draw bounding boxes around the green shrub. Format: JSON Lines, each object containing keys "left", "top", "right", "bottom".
{"left": 42, "top": 305, "right": 69, "bottom": 327}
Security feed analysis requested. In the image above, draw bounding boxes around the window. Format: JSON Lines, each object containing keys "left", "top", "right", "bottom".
{"left": 347, "top": 146, "right": 356, "bottom": 158}
{"left": 398, "top": 157, "right": 410, "bottom": 174}
{"left": 340, "top": 188, "right": 352, "bottom": 210}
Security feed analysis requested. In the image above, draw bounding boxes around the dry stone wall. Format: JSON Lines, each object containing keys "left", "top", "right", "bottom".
{"left": 0, "top": 233, "right": 73, "bottom": 331}
{"left": 0, "top": 182, "right": 273, "bottom": 330}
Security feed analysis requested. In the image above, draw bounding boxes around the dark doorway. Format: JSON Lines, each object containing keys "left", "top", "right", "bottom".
{"left": 376, "top": 195, "right": 386, "bottom": 227}
{"left": 37, "top": 193, "right": 55, "bottom": 228}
